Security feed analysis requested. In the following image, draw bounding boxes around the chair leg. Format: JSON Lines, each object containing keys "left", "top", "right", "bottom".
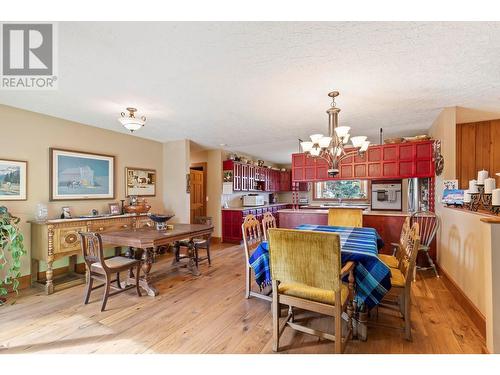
{"left": 101, "top": 275, "right": 111, "bottom": 312}
{"left": 404, "top": 291, "right": 412, "bottom": 341}
{"left": 116, "top": 272, "right": 122, "bottom": 289}
{"left": 426, "top": 251, "right": 439, "bottom": 278}
{"left": 335, "top": 291, "right": 342, "bottom": 354}
{"left": 83, "top": 275, "right": 93, "bottom": 304}
{"left": 245, "top": 266, "right": 251, "bottom": 299}
{"left": 272, "top": 281, "right": 280, "bottom": 352}
{"left": 135, "top": 264, "right": 142, "bottom": 297}
{"left": 194, "top": 245, "right": 199, "bottom": 268}
{"left": 206, "top": 242, "right": 211, "bottom": 266}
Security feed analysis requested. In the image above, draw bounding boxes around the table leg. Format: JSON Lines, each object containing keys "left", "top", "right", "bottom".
{"left": 122, "top": 247, "right": 158, "bottom": 297}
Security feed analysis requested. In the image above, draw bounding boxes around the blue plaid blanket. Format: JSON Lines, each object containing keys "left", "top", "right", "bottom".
{"left": 249, "top": 241, "right": 271, "bottom": 290}
{"left": 248, "top": 225, "right": 391, "bottom": 310}
{"left": 296, "top": 224, "right": 391, "bottom": 310}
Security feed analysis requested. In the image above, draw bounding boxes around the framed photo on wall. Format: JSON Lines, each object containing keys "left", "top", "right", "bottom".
{"left": 0, "top": 159, "right": 27, "bottom": 201}
{"left": 50, "top": 148, "right": 115, "bottom": 201}
{"left": 125, "top": 167, "right": 156, "bottom": 197}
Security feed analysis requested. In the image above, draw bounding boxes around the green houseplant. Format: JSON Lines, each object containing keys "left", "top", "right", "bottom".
{"left": 0, "top": 206, "right": 26, "bottom": 304}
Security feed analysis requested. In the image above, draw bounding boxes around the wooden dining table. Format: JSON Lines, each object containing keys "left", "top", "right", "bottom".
{"left": 100, "top": 223, "right": 213, "bottom": 297}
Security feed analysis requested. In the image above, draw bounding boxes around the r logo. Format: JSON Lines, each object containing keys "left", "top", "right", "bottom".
{"left": 2, "top": 23, "right": 53, "bottom": 76}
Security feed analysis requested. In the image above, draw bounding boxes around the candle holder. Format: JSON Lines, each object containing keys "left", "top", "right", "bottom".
{"left": 491, "top": 205, "right": 500, "bottom": 215}
{"left": 467, "top": 183, "right": 499, "bottom": 215}
{"left": 469, "top": 192, "right": 481, "bottom": 211}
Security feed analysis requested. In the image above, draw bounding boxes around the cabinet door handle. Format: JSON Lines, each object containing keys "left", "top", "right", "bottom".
{"left": 98, "top": 227, "right": 104, "bottom": 231}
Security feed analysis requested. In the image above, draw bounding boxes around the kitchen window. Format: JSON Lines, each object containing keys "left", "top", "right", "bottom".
{"left": 313, "top": 180, "right": 369, "bottom": 201}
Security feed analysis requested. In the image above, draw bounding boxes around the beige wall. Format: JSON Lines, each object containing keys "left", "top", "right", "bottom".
{"left": 456, "top": 106, "right": 500, "bottom": 124}
{"left": 429, "top": 106, "right": 488, "bottom": 315}
{"left": 163, "top": 140, "right": 190, "bottom": 224}
{"left": 0, "top": 104, "right": 165, "bottom": 277}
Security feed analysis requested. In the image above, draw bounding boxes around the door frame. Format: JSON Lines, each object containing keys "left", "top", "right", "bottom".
{"left": 190, "top": 162, "right": 207, "bottom": 223}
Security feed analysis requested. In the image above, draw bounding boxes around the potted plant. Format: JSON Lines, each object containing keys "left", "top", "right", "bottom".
{"left": 0, "top": 206, "right": 26, "bottom": 304}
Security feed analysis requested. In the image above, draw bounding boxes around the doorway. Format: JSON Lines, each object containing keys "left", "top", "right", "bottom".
{"left": 190, "top": 163, "right": 207, "bottom": 224}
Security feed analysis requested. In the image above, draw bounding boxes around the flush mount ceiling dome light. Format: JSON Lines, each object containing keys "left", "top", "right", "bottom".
{"left": 118, "top": 107, "right": 146, "bottom": 133}
{"left": 300, "top": 91, "right": 370, "bottom": 177}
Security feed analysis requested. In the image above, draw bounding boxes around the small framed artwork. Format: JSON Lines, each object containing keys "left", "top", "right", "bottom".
{"left": 108, "top": 203, "right": 121, "bottom": 215}
{"left": 61, "top": 206, "right": 72, "bottom": 219}
{"left": 125, "top": 167, "right": 156, "bottom": 197}
{"left": 50, "top": 148, "right": 115, "bottom": 201}
{"left": 443, "top": 179, "right": 459, "bottom": 191}
{"left": 0, "top": 159, "right": 27, "bottom": 201}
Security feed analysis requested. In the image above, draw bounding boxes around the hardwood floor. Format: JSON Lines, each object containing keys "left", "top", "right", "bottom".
{"left": 0, "top": 243, "right": 486, "bottom": 354}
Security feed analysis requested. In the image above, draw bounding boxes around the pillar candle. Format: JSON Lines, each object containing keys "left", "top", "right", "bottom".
{"left": 493, "top": 189, "right": 500, "bottom": 206}
{"left": 477, "top": 170, "right": 488, "bottom": 185}
{"left": 463, "top": 190, "right": 471, "bottom": 203}
{"left": 469, "top": 180, "right": 479, "bottom": 193}
{"left": 485, "top": 178, "right": 496, "bottom": 194}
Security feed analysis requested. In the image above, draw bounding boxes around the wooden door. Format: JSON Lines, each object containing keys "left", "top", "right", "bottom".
{"left": 190, "top": 169, "right": 205, "bottom": 224}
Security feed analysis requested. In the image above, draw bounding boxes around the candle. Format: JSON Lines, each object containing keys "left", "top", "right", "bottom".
{"left": 493, "top": 189, "right": 500, "bottom": 206}
{"left": 485, "top": 178, "right": 496, "bottom": 194}
{"left": 469, "top": 180, "right": 479, "bottom": 193}
{"left": 477, "top": 170, "right": 488, "bottom": 185}
{"left": 463, "top": 190, "right": 471, "bottom": 203}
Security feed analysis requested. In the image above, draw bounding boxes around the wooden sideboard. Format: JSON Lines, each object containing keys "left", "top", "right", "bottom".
{"left": 31, "top": 214, "right": 152, "bottom": 294}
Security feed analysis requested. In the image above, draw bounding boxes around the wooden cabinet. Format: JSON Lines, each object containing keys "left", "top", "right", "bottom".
{"left": 222, "top": 204, "right": 289, "bottom": 243}
{"left": 291, "top": 141, "right": 435, "bottom": 182}
{"left": 223, "top": 160, "right": 292, "bottom": 192}
{"left": 30, "top": 214, "right": 153, "bottom": 295}
{"left": 456, "top": 120, "right": 500, "bottom": 189}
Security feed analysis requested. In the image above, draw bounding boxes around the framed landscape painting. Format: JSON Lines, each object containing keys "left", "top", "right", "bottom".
{"left": 50, "top": 148, "right": 114, "bottom": 201}
{"left": 0, "top": 159, "right": 27, "bottom": 201}
{"left": 125, "top": 167, "right": 156, "bottom": 197}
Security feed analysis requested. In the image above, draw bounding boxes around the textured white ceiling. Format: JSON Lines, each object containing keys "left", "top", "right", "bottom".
{"left": 2, "top": 22, "right": 500, "bottom": 164}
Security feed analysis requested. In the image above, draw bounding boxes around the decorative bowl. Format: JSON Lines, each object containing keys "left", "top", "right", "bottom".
{"left": 147, "top": 213, "right": 175, "bottom": 223}
{"left": 123, "top": 203, "right": 151, "bottom": 214}
{"left": 384, "top": 137, "right": 404, "bottom": 144}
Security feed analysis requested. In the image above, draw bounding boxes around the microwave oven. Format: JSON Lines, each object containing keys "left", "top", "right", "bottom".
{"left": 243, "top": 195, "right": 265, "bottom": 207}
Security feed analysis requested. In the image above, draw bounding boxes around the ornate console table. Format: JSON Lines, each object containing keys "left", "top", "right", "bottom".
{"left": 30, "top": 214, "right": 152, "bottom": 294}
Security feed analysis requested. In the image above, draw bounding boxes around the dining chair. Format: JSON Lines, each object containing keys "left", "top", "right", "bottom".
{"left": 377, "top": 222, "right": 420, "bottom": 340}
{"left": 173, "top": 216, "right": 212, "bottom": 267}
{"left": 242, "top": 214, "right": 271, "bottom": 301}
{"left": 78, "top": 231, "right": 142, "bottom": 311}
{"left": 379, "top": 216, "right": 410, "bottom": 269}
{"left": 410, "top": 211, "right": 440, "bottom": 278}
{"left": 268, "top": 228, "right": 355, "bottom": 353}
{"left": 261, "top": 211, "right": 277, "bottom": 241}
{"left": 327, "top": 208, "right": 363, "bottom": 227}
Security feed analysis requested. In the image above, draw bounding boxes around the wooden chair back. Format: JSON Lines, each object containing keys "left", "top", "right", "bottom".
{"left": 327, "top": 208, "right": 363, "bottom": 227}
{"left": 241, "top": 214, "right": 264, "bottom": 265}
{"left": 262, "top": 212, "right": 277, "bottom": 241}
{"left": 395, "top": 216, "right": 411, "bottom": 258}
{"left": 78, "top": 231, "right": 106, "bottom": 270}
{"left": 268, "top": 228, "right": 342, "bottom": 291}
{"left": 409, "top": 211, "right": 439, "bottom": 248}
{"left": 399, "top": 222, "right": 421, "bottom": 288}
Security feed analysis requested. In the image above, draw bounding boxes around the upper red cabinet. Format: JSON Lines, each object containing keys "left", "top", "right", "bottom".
{"left": 291, "top": 140, "right": 435, "bottom": 181}
{"left": 223, "top": 160, "right": 292, "bottom": 192}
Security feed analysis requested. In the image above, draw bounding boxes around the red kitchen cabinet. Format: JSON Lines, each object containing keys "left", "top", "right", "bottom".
{"left": 291, "top": 140, "right": 435, "bottom": 181}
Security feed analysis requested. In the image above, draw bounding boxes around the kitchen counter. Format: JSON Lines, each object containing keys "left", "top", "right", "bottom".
{"left": 276, "top": 208, "right": 410, "bottom": 217}
{"left": 221, "top": 203, "right": 289, "bottom": 211}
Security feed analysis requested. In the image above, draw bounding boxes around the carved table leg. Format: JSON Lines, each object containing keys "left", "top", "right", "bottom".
{"left": 123, "top": 247, "right": 158, "bottom": 296}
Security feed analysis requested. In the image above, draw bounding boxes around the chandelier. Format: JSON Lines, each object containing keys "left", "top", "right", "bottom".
{"left": 118, "top": 107, "right": 146, "bottom": 132}
{"left": 300, "top": 91, "right": 370, "bottom": 177}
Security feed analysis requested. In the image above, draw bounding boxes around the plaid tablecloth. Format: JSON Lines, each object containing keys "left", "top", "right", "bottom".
{"left": 249, "top": 225, "right": 391, "bottom": 310}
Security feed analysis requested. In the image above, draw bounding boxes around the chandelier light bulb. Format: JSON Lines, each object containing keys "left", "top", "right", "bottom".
{"left": 351, "top": 136, "right": 367, "bottom": 148}
{"left": 318, "top": 136, "right": 332, "bottom": 148}
{"left": 301, "top": 141, "right": 314, "bottom": 152}
{"left": 310, "top": 134, "right": 324, "bottom": 143}
{"left": 334, "top": 126, "right": 351, "bottom": 138}
{"left": 360, "top": 140, "right": 370, "bottom": 152}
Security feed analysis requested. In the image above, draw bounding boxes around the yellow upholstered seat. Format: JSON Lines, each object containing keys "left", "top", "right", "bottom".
{"left": 390, "top": 267, "right": 406, "bottom": 288}
{"left": 328, "top": 208, "right": 363, "bottom": 227}
{"left": 379, "top": 254, "right": 399, "bottom": 268}
{"left": 278, "top": 282, "right": 349, "bottom": 306}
